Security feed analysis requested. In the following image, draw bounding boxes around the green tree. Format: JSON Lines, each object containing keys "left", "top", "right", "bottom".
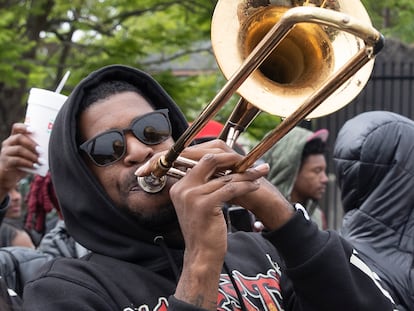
{"left": 0, "top": 0, "right": 218, "bottom": 141}
{"left": 362, "top": 0, "right": 414, "bottom": 43}
{"left": 1, "top": 1, "right": 412, "bottom": 144}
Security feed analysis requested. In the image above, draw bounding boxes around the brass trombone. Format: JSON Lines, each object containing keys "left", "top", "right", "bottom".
{"left": 137, "top": 0, "right": 384, "bottom": 193}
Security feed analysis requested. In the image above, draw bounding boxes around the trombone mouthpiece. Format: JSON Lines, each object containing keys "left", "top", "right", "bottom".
{"left": 137, "top": 174, "right": 167, "bottom": 193}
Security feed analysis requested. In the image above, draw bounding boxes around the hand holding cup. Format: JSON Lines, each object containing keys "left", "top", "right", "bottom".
{"left": 22, "top": 88, "right": 67, "bottom": 177}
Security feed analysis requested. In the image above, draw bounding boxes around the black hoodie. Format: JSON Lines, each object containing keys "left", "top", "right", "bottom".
{"left": 334, "top": 111, "right": 414, "bottom": 310}
{"left": 22, "top": 65, "right": 394, "bottom": 311}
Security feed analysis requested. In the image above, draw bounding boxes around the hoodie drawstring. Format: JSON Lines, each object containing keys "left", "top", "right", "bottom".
{"left": 153, "top": 236, "right": 180, "bottom": 283}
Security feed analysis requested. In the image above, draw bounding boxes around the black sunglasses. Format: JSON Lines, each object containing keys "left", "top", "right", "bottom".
{"left": 80, "top": 109, "right": 171, "bottom": 166}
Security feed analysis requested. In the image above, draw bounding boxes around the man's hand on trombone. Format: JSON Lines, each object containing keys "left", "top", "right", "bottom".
{"left": 134, "top": 138, "right": 295, "bottom": 309}
{"left": 135, "top": 139, "right": 295, "bottom": 234}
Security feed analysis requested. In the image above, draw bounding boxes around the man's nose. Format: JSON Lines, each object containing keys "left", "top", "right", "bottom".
{"left": 10, "top": 188, "right": 21, "bottom": 201}
{"left": 321, "top": 171, "right": 329, "bottom": 184}
{"left": 122, "top": 132, "right": 154, "bottom": 165}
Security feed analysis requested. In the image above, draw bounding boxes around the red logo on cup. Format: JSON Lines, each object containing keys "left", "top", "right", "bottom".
{"left": 47, "top": 120, "right": 54, "bottom": 133}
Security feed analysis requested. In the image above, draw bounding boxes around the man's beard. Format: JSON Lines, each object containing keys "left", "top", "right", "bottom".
{"left": 122, "top": 201, "right": 180, "bottom": 233}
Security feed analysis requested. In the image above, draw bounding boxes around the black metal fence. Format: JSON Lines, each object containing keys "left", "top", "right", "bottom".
{"left": 314, "top": 60, "right": 414, "bottom": 229}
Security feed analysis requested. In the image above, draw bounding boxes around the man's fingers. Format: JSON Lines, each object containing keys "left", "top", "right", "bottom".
{"left": 181, "top": 154, "right": 269, "bottom": 201}
{"left": 11, "top": 123, "right": 32, "bottom": 135}
{"left": 182, "top": 139, "right": 237, "bottom": 161}
{"left": 2, "top": 130, "right": 39, "bottom": 155}
{"left": 1, "top": 143, "right": 40, "bottom": 165}
{"left": 3, "top": 156, "right": 37, "bottom": 171}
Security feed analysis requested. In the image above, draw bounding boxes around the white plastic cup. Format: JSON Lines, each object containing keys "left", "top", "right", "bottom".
{"left": 22, "top": 88, "right": 67, "bottom": 176}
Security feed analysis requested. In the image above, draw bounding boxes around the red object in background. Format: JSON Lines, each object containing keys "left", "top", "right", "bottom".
{"left": 192, "top": 120, "right": 224, "bottom": 139}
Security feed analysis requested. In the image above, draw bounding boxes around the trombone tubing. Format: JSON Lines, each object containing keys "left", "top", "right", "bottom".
{"left": 234, "top": 44, "right": 383, "bottom": 173}
{"left": 153, "top": 6, "right": 384, "bottom": 178}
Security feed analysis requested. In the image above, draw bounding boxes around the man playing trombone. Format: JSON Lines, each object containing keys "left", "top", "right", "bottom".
{"left": 22, "top": 65, "right": 395, "bottom": 310}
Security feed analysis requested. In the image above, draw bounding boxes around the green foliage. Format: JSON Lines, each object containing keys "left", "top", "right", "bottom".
{"left": 0, "top": 0, "right": 412, "bottom": 142}
{"left": 0, "top": 0, "right": 219, "bottom": 140}
{"left": 20, "top": 0, "right": 217, "bottom": 91}
{"left": 362, "top": 0, "right": 414, "bottom": 43}
{"left": 0, "top": 8, "right": 35, "bottom": 86}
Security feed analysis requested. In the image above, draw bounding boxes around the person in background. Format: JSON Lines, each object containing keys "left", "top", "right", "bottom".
{"left": 0, "top": 122, "right": 88, "bottom": 256}
{"left": 0, "top": 121, "right": 86, "bottom": 300}
{"left": 22, "top": 65, "right": 394, "bottom": 310}
{"left": 0, "top": 223, "right": 34, "bottom": 248}
{"left": 333, "top": 110, "right": 414, "bottom": 311}
{"left": 32, "top": 174, "right": 89, "bottom": 259}
{"left": 0, "top": 124, "right": 41, "bottom": 246}
{"left": 24, "top": 172, "right": 61, "bottom": 245}
{"left": 0, "top": 123, "right": 43, "bottom": 223}
{"left": 262, "top": 126, "right": 329, "bottom": 230}
{"left": 0, "top": 123, "right": 43, "bottom": 310}
{"left": 2, "top": 185, "right": 25, "bottom": 232}
{"left": 0, "top": 184, "right": 36, "bottom": 250}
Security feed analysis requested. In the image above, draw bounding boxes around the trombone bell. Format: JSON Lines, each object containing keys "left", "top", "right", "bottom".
{"left": 136, "top": 0, "right": 384, "bottom": 193}
{"left": 240, "top": 7, "right": 333, "bottom": 88}
{"left": 211, "top": 0, "right": 375, "bottom": 118}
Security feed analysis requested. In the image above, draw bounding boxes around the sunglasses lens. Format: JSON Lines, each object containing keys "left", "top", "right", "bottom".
{"left": 132, "top": 112, "right": 171, "bottom": 145}
{"left": 80, "top": 110, "right": 171, "bottom": 166}
{"left": 87, "top": 131, "right": 125, "bottom": 166}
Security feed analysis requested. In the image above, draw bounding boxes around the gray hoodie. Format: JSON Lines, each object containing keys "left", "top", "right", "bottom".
{"left": 262, "top": 127, "right": 327, "bottom": 229}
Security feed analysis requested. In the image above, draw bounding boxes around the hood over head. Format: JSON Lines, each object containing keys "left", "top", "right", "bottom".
{"left": 333, "top": 110, "right": 414, "bottom": 251}
{"left": 333, "top": 112, "right": 414, "bottom": 309}
{"left": 334, "top": 111, "right": 414, "bottom": 214}
{"left": 49, "top": 65, "right": 188, "bottom": 262}
{"left": 262, "top": 126, "right": 328, "bottom": 199}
